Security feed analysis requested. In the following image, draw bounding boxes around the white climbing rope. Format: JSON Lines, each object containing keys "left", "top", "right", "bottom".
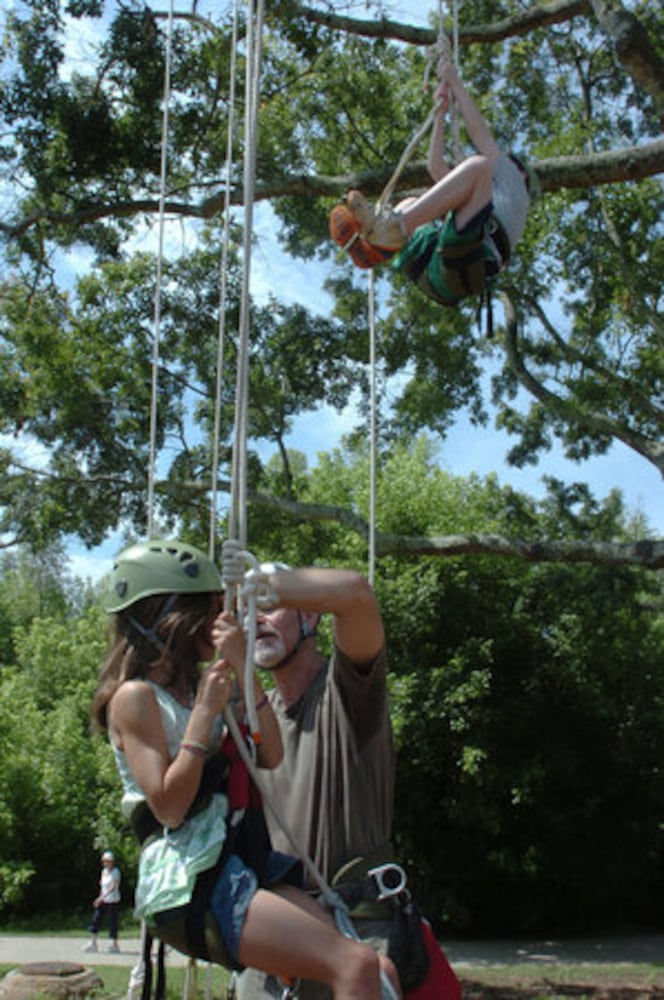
{"left": 221, "top": 0, "right": 266, "bottom": 745}
{"left": 209, "top": 0, "right": 241, "bottom": 562}
{"left": 228, "top": 0, "right": 266, "bottom": 550}
{"left": 445, "top": 0, "right": 463, "bottom": 162}
{"left": 146, "top": 0, "right": 175, "bottom": 538}
{"left": 377, "top": 0, "right": 461, "bottom": 213}
{"left": 368, "top": 269, "right": 377, "bottom": 587}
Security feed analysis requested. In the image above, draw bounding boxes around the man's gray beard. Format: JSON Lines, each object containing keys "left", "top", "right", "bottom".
{"left": 254, "top": 640, "right": 286, "bottom": 672}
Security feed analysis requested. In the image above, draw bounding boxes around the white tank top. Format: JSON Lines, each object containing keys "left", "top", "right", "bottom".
{"left": 112, "top": 680, "right": 224, "bottom": 817}
{"left": 492, "top": 152, "right": 531, "bottom": 249}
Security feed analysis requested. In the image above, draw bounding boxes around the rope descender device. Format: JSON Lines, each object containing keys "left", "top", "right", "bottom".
{"left": 221, "top": 538, "right": 276, "bottom": 745}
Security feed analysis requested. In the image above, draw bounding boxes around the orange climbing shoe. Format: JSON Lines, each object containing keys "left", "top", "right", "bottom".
{"left": 329, "top": 203, "right": 395, "bottom": 270}
{"left": 347, "top": 190, "right": 408, "bottom": 250}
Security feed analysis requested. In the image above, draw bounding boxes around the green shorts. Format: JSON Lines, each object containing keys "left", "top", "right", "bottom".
{"left": 392, "top": 204, "right": 496, "bottom": 305}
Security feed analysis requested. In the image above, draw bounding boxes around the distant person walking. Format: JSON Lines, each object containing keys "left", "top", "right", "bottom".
{"left": 84, "top": 850, "right": 121, "bottom": 953}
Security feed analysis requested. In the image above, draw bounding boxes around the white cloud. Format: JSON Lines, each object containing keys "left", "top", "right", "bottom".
{"left": 65, "top": 529, "right": 125, "bottom": 585}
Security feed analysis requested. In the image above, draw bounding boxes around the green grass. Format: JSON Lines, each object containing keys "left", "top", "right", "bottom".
{"left": 2, "top": 962, "right": 662, "bottom": 1000}
{"left": 458, "top": 960, "right": 664, "bottom": 997}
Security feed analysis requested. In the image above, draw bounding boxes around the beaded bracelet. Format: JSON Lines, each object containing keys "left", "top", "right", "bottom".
{"left": 255, "top": 694, "right": 269, "bottom": 711}
{"left": 180, "top": 739, "right": 208, "bottom": 759}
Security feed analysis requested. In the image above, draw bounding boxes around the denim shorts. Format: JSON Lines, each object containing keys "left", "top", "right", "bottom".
{"left": 209, "top": 851, "right": 301, "bottom": 965}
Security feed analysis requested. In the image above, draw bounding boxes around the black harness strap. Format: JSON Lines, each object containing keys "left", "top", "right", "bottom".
{"left": 155, "top": 940, "right": 166, "bottom": 1000}
{"left": 140, "top": 925, "right": 153, "bottom": 1000}
{"left": 139, "top": 926, "right": 166, "bottom": 1000}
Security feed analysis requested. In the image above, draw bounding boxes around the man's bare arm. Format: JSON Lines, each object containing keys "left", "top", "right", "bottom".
{"left": 267, "top": 567, "right": 385, "bottom": 664}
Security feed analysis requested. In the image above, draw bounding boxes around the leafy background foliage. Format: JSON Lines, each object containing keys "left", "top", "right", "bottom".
{"left": 5, "top": 448, "right": 661, "bottom": 934}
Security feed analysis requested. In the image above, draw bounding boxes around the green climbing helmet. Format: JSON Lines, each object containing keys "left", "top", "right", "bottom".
{"left": 103, "top": 539, "right": 222, "bottom": 613}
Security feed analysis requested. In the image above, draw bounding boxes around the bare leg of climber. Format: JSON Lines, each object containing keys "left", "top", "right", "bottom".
{"left": 348, "top": 152, "right": 495, "bottom": 249}
{"left": 238, "top": 884, "right": 402, "bottom": 999}
{"left": 397, "top": 153, "right": 494, "bottom": 233}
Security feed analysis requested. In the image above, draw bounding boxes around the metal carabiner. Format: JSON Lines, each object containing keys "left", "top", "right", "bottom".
{"left": 367, "top": 862, "right": 408, "bottom": 901}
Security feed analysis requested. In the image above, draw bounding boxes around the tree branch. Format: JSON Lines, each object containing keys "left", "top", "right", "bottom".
{"left": 295, "top": 0, "right": 591, "bottom": 45}
{"left": 587, "top": 0, "right": 664, "bottom": 123}
{"left": 519, "top": 291, "right": 664, "bottom": 424}
{"left": 296, "top": 0, "right": 662, "bottom": 110}
{"left": 500, "top": 294, "right": 664, "bottom": 476}
{"left": 1, "top": 141, "right": 662, "bottom": 241}
{"left": 6, "top": 461, "right": 661, "bottom": 567}
{"left": 244, "top": 489, "right": 664, "bottom": 568}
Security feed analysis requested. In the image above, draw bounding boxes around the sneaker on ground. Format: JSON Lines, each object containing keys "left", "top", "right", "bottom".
{"left": 347, "top": 190, "right": 407, "bottom": 250}
{"left": 107, "top": 942, "right": 120, "bottom": 953}
{"left": 83, "top": 942, "right": 97, "bottom": 953}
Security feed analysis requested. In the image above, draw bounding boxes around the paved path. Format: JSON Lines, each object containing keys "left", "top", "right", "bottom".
{"left": 444, "top": 934, "right": 664, "bottom": 967}
{"left": 1, "top": 933, "right": 662, "bottom": 971}
{"left": 0, "top": 936, "right": 170, "bottom": 971}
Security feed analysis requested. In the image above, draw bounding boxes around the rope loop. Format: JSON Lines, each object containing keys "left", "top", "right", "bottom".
{"left": 221, "top": 538, "right": 246, "bottom": 590}
{"left": 423, "top": 34, "right": 451, "bottom": 94}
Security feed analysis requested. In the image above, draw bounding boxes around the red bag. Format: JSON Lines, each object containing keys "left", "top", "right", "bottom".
{"left": 406, "top": 921, "right": 462, "bottom": 1000}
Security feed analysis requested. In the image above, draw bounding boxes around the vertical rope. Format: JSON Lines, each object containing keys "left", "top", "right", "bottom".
{"left": 452, "top": 0, "right": 460, "bottom": 70}
{"left": 450, "top": 0, "right": 461, "bottom": 158}
{"left": 146, "top": 0, "right": 175, "bottom": 538}
{"left": 368, "top": 270, "right": 377, "bottom": 587}
{"left": 208, "top": 0, "right": 240, "bottom": 560}
{"left": 377, "top": 0, "right": 459, "bottom": 210}
{"left": 376, "top": 106, "right": 438, "bottom": 213}
{"left": 228, "top": 0, "right": 265, "bottom": 548}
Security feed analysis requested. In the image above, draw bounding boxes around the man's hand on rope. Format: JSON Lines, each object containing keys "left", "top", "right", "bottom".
{"left": 245, "top": 561, "right": 291, "bottom": 610}
{"left": 243, "top": 566, "right": 281, "bottom": 610}
{"left": 221, "top": 541, "right": 290, "bottom": 611}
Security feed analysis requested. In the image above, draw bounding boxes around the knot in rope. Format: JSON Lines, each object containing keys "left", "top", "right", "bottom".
{"left": 423, "top": 34, "right": 452, "bottom": 94}
{"left": 221, "top": 538, "right": 247, "bottom": 590}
